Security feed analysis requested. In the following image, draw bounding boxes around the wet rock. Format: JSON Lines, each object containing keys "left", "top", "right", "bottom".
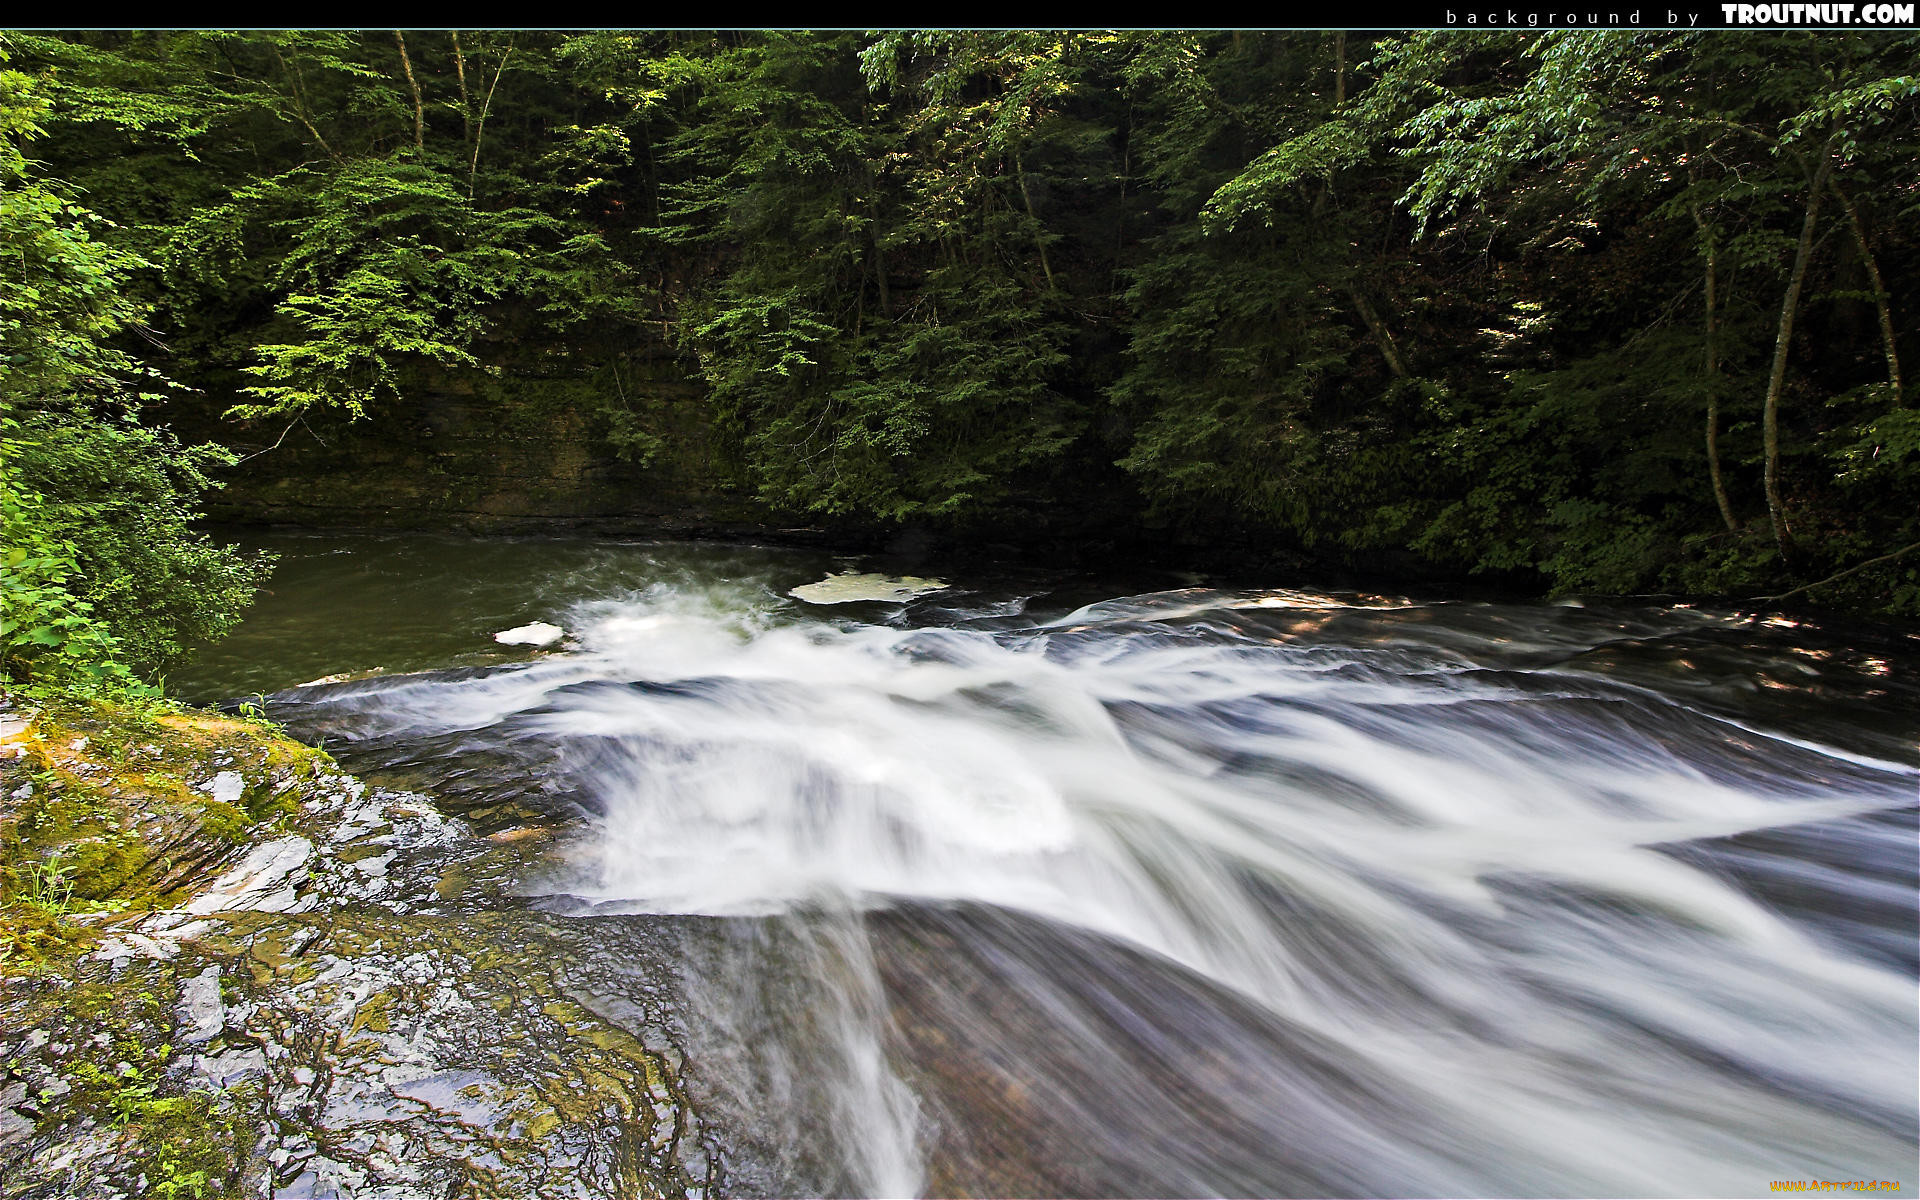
{"left": 182, "top": 836, "right": 315, "bottom": 916}
{"left": 91, "top": 931, "right": 179, "bottom": 964}
{"left": 190, "top": 1046, "right": 267, "bottom": 1089}
{"left": 0, "top": 1083, "right": 32, "bottom": 1148}
{"left": 298, "top": 668, "right": 387, "bottom": 687}
{"left": 177, "top": 966, "right": 226, "bottom": 1044}
{"left": 789, "top": 571, "right": 949, "bottom": 604}
{"left": 494, "top": 621, "right": 566, "bottom": 647}
{"left": 199, "top": 770, "right": 247, "bottom": 808}
{"left": 0, "top": 706, "right": 726, "bottom": 1200}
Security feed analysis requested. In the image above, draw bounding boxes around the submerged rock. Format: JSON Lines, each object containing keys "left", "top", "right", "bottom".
{"left": 494, "top": 621, "right": 567, "bottom": 647}
{"left": 789, "top": 572, "right": 949, "bottom": 604}
{"left": 297, "top": 668, "right": 387, "bottom": 687}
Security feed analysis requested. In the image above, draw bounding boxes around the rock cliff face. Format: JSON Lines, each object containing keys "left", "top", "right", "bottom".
{"left": 177, "top": 351, "right": 775, "bottom": 537}
{"left": 0, "top": 697, "right": 723, "bottom": 1199}
{"left": 163, "top": 346, "right": 1184, "bottom": 581}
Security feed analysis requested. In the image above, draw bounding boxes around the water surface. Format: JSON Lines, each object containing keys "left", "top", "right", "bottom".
{"left": 195, "top": 533, "right": 1920, "bottom": 1197}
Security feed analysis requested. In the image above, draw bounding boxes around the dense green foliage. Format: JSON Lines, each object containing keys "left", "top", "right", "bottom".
{"left": 7, "top": 30, "right": 1918, "bottom": 618}
{"left": 1, "top": 48, "right": 267, "bottom": 692}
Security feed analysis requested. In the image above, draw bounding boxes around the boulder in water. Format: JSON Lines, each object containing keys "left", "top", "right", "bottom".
{"left": 297, "top": 667, "right": 386, "bottom": 687}
{"left": 494, "top": 621, "right": 566, "bottom": 647}
{"left": 789, "top": 573, "right": 949, "bottom": 604}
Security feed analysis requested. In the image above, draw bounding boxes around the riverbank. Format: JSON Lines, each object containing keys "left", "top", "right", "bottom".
{"left": 0, "top": 692, "right": 717, "bottom": 1199}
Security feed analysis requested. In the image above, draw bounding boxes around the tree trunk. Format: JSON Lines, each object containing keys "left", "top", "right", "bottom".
{"left": 470, "top": 40, "right": 512, "bottom": 197}
{"left": 1333, "top": 31, "right": 1346, "bottom": 106}
{"left": 269, "top": 42, "right": 337, "bottom": 161}
{"left": 393, "top": 31, "right": 424, "bottom": 152}
{"left": 869, "top": 238, "right": 890, "bottom": 317}
{"left": 1690, "top": 202, "right": 1738, "bottom": 532}
{"left": 1014, "top": 152, "right": 1056, "bottom": 293}
{"left": 1761, "top": 147, "right": 1833, "bottom": 561}
{"left": 1828, "top": 176, "right": 1904, "bottom": 404}
{"left": 451, "top": 31, "right": 473, "bottom": 148}
{"left": 1316, "top": 35, "right": 1408, "bottom": 380}
{"left": 1346, "top": 285, "right": 1409, "bottom": 379}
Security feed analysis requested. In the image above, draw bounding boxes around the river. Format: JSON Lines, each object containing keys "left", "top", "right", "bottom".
{"left": 176, "top": 532, "right": 1919, "bottom": 1197}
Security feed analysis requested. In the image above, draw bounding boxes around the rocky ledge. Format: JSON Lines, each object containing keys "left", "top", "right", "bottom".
{"left": 0, "top": 694, "right": 721, "bottom": 1200}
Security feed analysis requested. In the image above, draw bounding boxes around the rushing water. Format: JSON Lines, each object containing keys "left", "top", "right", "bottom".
{"left": 189, "top": 533, "right": 1919, "bottom": 1197}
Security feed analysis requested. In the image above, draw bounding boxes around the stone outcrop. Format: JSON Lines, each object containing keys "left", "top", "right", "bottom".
{"left": 0, "top": 698, "right": 721, "bottom": 1199}
{"left": 177, "top": 354, "right": 773, "bottom": 538}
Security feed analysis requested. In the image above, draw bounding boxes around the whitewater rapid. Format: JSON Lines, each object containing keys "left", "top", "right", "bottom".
{"left": 261, "top": 565, "right": 1919, "bottom": 1196}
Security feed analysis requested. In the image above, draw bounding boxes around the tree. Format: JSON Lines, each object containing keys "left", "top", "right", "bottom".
{"left": 1210, "top": 30, "right": 1918, "bottom": 600}
{"left": 0, "top": 44, "right": 268, "bottom": 687}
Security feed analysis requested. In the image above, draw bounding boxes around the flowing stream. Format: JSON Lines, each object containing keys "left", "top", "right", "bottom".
{"left": 181, "top": 533, "right": 1919, "bottom": 1197}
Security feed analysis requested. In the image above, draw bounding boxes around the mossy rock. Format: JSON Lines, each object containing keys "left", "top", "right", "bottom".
{"left": 0, "top": 688, "right": 721, "bottom": 1199}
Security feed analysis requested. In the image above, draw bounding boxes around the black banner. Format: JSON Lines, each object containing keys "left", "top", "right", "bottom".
{"left": 1428, "top": 1, "right": 1917, "bottom": 24}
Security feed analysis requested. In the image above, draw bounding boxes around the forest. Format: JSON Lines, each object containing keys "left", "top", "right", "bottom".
{"left": 3, "top": 28, "right": 1917, "bottom": 694}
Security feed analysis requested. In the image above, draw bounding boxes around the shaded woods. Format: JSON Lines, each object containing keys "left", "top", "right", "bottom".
{"left": 5, "top": 30, "right": 1918, "bottom": 690}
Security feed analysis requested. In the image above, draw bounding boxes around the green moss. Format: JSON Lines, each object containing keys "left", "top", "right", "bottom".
{"left": 0, "top": 692, "right": 333, "bottom": 967}
{"left": 0, "top": 690, "right": 703, "bottom": 1198}
{"left": 0, "top": 961, "right": 259, "bottom": 1199}
{"left": 348, "top": 989, "right": 394, "bottom": 1037}
{"left": 193, "top": 798, "right": 250, "bottom": 843}
{"left": 71, "top": 1047, "right": 256, "bottom": 1200}
{"left": 522, "top": 1109, "right": 561, "bottom": 1141}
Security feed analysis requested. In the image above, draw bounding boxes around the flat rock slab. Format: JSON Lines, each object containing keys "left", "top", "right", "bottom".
{"left": 789, "top": 573, "right": 949, "bottom": 604}
{"left": 494, "top": 622, "right": 567, "bottom": 647}
{"left": 0, "top": 723, "right": 721, "bottom": 1200}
